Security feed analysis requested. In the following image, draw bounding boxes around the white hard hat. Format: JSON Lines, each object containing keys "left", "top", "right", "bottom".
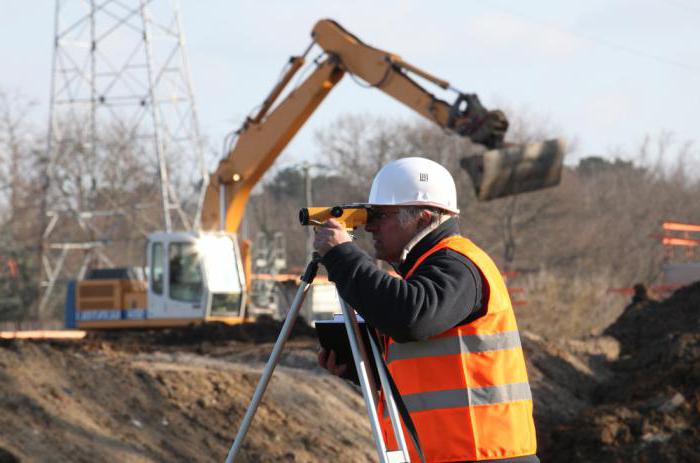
{"left": 367, "top": 157, "right": 459, "bottom": 214}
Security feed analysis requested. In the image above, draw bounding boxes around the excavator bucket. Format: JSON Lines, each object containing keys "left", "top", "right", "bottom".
{"left": 461, "top": 138, "right": 566, "bottom": 201}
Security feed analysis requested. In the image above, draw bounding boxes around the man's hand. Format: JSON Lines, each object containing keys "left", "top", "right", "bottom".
{"left": 313, "top": 219, "right": 352, "bottom": 256}
{"left": 318, "top": 348, "right": 348, "bottom": 376}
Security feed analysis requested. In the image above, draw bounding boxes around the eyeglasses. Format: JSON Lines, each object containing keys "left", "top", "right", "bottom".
{"left": 366, "top": 208, "right": 400, "bottom": 224}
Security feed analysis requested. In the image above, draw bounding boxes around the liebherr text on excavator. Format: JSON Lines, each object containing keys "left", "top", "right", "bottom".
{"left": 67, "top": 19, "right": 564, "bottom": 329}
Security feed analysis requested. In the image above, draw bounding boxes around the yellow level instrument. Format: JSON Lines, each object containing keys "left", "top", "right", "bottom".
{"left": 299, "top": 206, "right": 369, "bottom": 230}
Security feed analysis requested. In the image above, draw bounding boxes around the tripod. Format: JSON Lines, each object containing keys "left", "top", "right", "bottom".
{"left": 225, "top": 254, "right": 412, "bottom": 463}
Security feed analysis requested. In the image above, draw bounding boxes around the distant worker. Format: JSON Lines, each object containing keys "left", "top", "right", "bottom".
{"left": 314, "top": 157, "right": 538, "bottom": 463}
{"left": 631, "top": 283, "right": 651, "bottom": 304}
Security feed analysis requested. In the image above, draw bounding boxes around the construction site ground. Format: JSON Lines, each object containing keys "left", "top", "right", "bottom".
{"left": 0, "top": 283, "right": 699, "bottom": 463}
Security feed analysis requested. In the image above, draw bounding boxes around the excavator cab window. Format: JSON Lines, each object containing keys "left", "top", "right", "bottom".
{"left": 151, "top": 242, "right": 164, "bottom": 295}
{"left": 211, "top": 293, "right": 243, "bottom": 315}
{"left": 168, "top": 242, "right": 204, "bottom": 303}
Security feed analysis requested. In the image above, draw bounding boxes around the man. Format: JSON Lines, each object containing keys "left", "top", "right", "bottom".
{"left": 314, "top": 157, "right": 538, "bottom": 463}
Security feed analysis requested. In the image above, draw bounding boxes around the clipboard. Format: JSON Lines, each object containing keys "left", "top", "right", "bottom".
{"left": 314, "top": 314, "right": 380, "bottom": 386}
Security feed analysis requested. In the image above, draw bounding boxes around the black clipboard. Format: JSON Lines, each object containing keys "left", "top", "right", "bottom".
{"left": 314, "top": 315, "right": 380, "bottom": 386}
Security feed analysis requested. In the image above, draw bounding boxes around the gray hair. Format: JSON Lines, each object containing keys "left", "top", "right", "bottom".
{"left": 396, "top": 206, "right": 449, "bottom": 226}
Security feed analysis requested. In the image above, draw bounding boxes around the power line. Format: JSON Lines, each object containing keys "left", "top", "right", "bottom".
{"left": 479, "top": 0, "right": 700, "bottom": 73}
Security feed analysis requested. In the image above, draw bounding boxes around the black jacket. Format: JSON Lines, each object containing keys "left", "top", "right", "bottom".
{"left": 321, "top": 218, "right": 484, "bottom": 342}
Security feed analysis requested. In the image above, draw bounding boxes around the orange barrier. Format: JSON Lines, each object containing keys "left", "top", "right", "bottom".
{"left": 0, "top": 330, "right": 87, "bottom": 340}
{"left": 661, "top": 237, "right": 699, "bottom": 247}
{"left": 657, "top": 221, "right": 700, "bottom": 261}
{"left": 663, "top": 222, "right": 700, "bottom": 233}
{"left": 607, "top": 285, "right": 681, "bottom": 296}
{"left": 503, "top": 267, "right": 527, "bottom": 306}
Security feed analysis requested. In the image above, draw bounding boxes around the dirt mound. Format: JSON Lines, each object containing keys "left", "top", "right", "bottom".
{"left": 523, "top": 331, "right": 619, "bottom": 451}
{"left": 0, "top": 447, "right": 20, "bottom": 463}
{"left": 0, "top": 321, "right": 372, "bottom": 462}
{"left": 81, "top": 319, "right": 317, "bottom": 353}
{"left": 1, "top": 285, "right": 698, "bottom": 462}
{"left": 542, "top": 281, "right": 700, "bottom": 462}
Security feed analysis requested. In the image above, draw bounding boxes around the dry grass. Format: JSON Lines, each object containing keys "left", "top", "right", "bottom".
{"left": 513, "top": 269, "right": 628, "bottom": 340}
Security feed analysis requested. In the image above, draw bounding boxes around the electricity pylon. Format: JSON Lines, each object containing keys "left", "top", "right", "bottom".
{"left": 39, "top": 0, "right": 206, "bottom": 318}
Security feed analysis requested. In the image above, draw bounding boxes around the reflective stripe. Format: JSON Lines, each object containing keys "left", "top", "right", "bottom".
{"left": 397, "top": 382, "right": 532, "bottom": 414}
{"left": 387, "top": 330, "right": 522, "bottom": 363}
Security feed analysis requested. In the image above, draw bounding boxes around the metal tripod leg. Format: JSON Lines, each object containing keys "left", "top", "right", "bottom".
{"left": 338, "top": 298, "right": 411, "bottom": 463}
{"left": 224, "top": 257, "right": 320, "bottom": 463}
{"left": 225, "top": 255, "right": 412, "bottom": 462}
{"left": 368, "top": 328, "right": 411, "bottom": 462}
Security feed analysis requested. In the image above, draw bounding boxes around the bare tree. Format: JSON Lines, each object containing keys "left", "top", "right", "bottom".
{"left": 0, "top": 90, "right": 43, "bottom": 320}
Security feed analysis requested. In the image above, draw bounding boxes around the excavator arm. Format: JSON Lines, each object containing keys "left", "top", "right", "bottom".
{"left": 200, "top": 18, "right": 562, "bottom": 233}
{"left": 200, "top": 55, "right": 345, "bottom": 232}
{"left": 312, "top": 20, "right": 509, "bottom": 147}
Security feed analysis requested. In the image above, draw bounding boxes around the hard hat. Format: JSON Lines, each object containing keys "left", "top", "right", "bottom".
{"left": 367, "top": 157, "right": 459, "bottom": 214}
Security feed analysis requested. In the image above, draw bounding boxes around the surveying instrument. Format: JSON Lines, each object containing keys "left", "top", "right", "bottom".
{"left": 225, "top": 206, "right": 422, "bottom": 463}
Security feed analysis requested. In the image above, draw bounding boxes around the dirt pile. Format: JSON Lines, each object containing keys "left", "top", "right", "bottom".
{"left": 79, "top": 317, "right": 317, "bottom": 352}
{"left": 541, "top": 281, "right": 700, "bottom": 462}
{"left": 0, "top": 283, "right": 698, "bottom": 462}
{"left": 523, "top": 330, "right": 620, "bottom": 453}
{"left": 0, "top": 322, "right": 373, "bottom": 462}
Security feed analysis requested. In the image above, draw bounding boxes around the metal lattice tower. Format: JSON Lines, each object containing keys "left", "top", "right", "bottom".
{"left": 39, "top": 0, "right": 205, "bottom": 317}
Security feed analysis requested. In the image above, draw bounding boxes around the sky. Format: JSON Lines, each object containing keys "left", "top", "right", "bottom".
{"left": 1, "top": 0, "right": 698, "bottom": 173}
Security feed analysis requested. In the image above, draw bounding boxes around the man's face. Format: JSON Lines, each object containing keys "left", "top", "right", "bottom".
{"left": 364, "top": 206, "right": 420, "bottom": 263}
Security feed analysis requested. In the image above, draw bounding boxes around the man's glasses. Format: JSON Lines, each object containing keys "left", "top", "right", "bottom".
{"left": 366, "top": 208, "right": 400, "bottom": 225}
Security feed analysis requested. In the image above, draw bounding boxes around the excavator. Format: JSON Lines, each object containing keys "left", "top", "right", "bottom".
{"left": 67, "top": 19, "right": 564, "bottom": 329}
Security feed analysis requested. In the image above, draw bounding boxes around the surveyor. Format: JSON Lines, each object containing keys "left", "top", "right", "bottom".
{"left": 314, "top": 157, "right": 539, "bottom": 463}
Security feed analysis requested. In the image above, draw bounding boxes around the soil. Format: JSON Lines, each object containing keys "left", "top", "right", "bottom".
{"left": 0, "top": 323, "right": 374, "bottom": 462}
{"left": 541, "top": 281, "right": 700, "bottom": 463}
{"left": 0, "top": 282, "right": 698, "bottom": 462}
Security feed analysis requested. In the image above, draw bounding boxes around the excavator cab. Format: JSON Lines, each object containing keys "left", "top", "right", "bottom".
{"left": 146, "top": 231, "right": 247, "bottom": 323}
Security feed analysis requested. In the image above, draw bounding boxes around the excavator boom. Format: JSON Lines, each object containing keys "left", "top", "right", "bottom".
{"left": 312, "top": 20, "right": 509, "bottom": 147}
{"left": 201, "top": 18, "right": 563, "bottom": 234}
{"left": 200, "top": 57, "right": 344, "bottom": 232}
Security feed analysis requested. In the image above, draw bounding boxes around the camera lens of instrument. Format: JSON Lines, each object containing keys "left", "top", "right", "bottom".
{"left": 299, "top": 208, "right": 309, "bottom": 225}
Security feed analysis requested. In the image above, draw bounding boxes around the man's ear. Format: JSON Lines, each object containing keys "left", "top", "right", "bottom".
{"left": 417, "top": 209, "right": 434, "bottom": 229}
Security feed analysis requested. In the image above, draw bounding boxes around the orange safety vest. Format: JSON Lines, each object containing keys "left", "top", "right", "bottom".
{"left": 378, "top": 235, "right": 537, "bottom": 462}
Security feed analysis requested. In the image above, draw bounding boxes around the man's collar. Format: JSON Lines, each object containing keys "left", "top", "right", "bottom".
{"left": 396, "top": 217, "right": 461, "bottom": 276}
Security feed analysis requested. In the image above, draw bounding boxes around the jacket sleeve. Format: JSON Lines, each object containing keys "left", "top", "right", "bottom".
{"left": 321, "top": 242, "right": 482, "bottom": 342}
